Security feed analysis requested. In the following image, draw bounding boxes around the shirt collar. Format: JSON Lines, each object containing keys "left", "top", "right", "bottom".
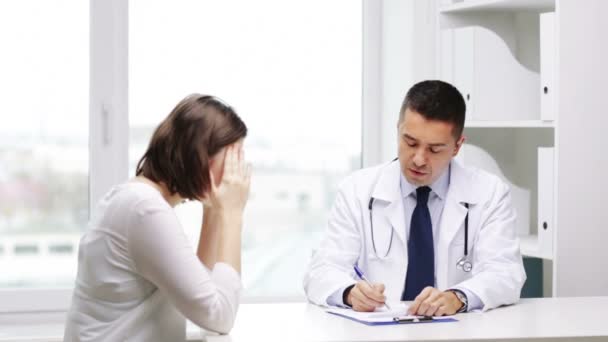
{"left": 399, "top": 163, "right": 451, "bottom": 200}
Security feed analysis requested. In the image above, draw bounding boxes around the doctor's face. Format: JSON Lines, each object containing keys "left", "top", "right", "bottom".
{"left": 397, "top": 109, "right": 464, "bottom": 187}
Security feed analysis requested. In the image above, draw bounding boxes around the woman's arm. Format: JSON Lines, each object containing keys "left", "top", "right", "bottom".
{"left": 199, "top": 144, "right": 251, "bottom": 274}
{"left": 129, "top": 202, "right": 241, "bottom": 334}
{"left": 198, "top": 205, "right": 220, "bottom": 270}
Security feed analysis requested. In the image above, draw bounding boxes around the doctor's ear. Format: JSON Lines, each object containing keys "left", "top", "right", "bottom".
{"left": 453, "top": 135, "right": 466, "bottom": 155}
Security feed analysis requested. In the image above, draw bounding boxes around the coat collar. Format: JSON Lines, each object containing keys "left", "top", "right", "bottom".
{"left": 400, "top": 166, "right": 449, "bottom": 201}
{"left": 371, "top": 159, "right": 481, "bottom": 206}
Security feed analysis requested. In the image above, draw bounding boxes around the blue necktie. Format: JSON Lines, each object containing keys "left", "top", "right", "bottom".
{"left": 402, "top": 186, "right": 434, "bottom": 300}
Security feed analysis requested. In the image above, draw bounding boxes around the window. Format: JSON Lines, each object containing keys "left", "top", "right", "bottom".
{"left": 129, "top": 0, "right": 362, "bottom": 298}
{"left": 0, "top": 0, "right": 89, "bottom": 289}
{"left": 0, "top": 1, "right": 370, "bottom": 311}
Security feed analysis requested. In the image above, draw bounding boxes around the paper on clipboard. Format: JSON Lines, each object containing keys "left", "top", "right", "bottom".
{"left": 325, "top": 303, "right": 457, "bottom": 325}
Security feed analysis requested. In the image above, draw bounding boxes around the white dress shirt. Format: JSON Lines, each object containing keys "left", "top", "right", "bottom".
{"left": 64, "top": 182, "right": 241, "bottom": 341}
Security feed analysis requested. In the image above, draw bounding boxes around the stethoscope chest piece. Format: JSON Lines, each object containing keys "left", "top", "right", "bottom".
{"left": 456, "top": 256, "right": 473, "bottom": 272}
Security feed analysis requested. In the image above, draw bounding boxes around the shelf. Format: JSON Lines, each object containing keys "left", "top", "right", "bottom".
{"left": 465, "top": 120, "right": 554, "bottom": 128}
{"left": 440, "top": 0, "right": 554, "bottom": 14}
{"left": 520, "top": 234, "right": 552, "bottom": 260}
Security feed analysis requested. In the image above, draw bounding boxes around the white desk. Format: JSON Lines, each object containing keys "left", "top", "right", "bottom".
{"left": 205, "top": 297, "right": 608, "bottom": 342}
{"left": 1, "top": 297, "right": 607, "bottom": 341}
{"left": 0, "top": 318, "right": 204, "bottom": 342}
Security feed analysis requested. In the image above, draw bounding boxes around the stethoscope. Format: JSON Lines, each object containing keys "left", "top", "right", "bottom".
{"left": 455, "top": 203, "right": 472, "bottom": 272}
{"left": 368, "top": 165, "right": 473, "bottom": 272}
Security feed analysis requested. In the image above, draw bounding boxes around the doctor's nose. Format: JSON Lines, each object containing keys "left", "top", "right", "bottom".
{"left": 412, "top": 149, "right": 427, "bottom": 167}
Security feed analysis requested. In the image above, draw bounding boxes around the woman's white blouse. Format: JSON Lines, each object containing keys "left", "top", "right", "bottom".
{"left": 64, "top": 182, "right": 241, "bottom": 341}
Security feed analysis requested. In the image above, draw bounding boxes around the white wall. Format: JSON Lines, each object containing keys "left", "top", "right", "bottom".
{"left": 554, "top": 0, "right": 608, "bottom": 297}
{"left": 375, "top": 0, "right": 437, "bottom": 163}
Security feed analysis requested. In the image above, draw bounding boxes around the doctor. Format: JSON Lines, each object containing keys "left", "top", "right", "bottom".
{"left": 304, "top": 80, "right": 526, "bottom": 316}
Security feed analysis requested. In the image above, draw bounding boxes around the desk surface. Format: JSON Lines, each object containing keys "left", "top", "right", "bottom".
{"left": 0, "top": 319, "right": 203, "bottom": 342}
{"left": 1, "top": 297, "right": 608, "bottom": 342}
{"left": 204, "top": 297, "right": 608, "bottom": 342}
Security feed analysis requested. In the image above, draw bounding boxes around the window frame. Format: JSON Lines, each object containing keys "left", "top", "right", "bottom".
{"left": 0, "top": 0, "right": 381, "bottom": 314}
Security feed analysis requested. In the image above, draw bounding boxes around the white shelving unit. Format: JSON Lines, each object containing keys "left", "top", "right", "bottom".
{"left": 438, "top": 0, "right": 556, "bottom": 262}
{"left": 439, "top": 0, "right": 554, "bottom": 13}
{"left": 435, "top": 0, "right": 608, "bottom": 298}
{"left": 465, "top": 120, "right": 554, "bottom": 128}
{"left": 520, "top": 234, "right": 550, "bottom": 260}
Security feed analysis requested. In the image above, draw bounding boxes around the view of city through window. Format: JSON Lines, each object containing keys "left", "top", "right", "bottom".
{"left": 0, "top": 0, "right": 89, "bottom": 287}
{"left": 0, "top": 0, "right": 361, "bottom": 299}
{"left": 129, "top": 0, "right": 362, "bottom": 297}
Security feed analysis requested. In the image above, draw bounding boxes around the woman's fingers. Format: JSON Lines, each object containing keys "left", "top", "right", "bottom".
{"left": 231, "top": 145, "right": 249, "bottom": 181}
{"left": 223, "top": 145, "right": 237, "bottom": 180}
{"left": 245, "top": 163, "right": 252, "bottom": 185}
{"left": 202, "top": 143, "right": 252, "bottom": 214}
{"left": 225, "top": 144, "right": 249, "bottom": 181}
{"left": 237, "top": 146, "right": 246, "bottom": 177}
{"left": 208, "top": 168, "right": 217, "bottom": 192}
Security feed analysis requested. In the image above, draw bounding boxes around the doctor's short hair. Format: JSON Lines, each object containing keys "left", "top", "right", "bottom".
{"left": 135, "top": 94, "right": 247, "bottom": 200}
{"left": 399, "top": 80, "right": 466, "bottom": 139}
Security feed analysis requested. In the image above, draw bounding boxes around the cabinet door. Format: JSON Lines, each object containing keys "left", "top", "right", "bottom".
{"left": 538, "top": 147, "right": 554, "bottom": 259}
{"left": 452, "top": 26, "right": 540, "bottom": 121}
{"left": 453, "top": 27, "right": 475, "bottom": 120}
{"left": 439, "top": 29, "right": 454, "bottom": 84}
{"left": 540, "top": 12, "right": 556, "bottom": 121}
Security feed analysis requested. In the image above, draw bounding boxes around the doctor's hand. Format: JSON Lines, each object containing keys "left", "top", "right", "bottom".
{"left": 346, "top": 281, "right": 387, "bottom": 312}
{"left": 407, "top": 287, "right": 463, "bottom": 316}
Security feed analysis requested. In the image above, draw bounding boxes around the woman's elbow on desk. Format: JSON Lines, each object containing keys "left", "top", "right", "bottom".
{"left": 188, "top": 292, "right": 239, "bottom": 335}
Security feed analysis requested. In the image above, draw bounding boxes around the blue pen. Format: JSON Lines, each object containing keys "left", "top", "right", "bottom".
{"left": 353, "top": 265, "right": 392, "bottom": 310}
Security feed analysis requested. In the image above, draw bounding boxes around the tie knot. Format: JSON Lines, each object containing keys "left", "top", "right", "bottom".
{"left": 416, "top": 186, "right": 431, "bottom": 204}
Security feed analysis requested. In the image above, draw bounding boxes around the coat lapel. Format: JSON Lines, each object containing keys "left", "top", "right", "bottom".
{"left": 371, "top": 161, "right": 407, "bottom": 248}
{"left": 436, "top": 160, "right": 480, "bottom": 290}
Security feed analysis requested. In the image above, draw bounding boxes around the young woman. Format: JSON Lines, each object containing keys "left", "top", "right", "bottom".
{"left": 64, "top": 94, "right": 251, "bottom": 341}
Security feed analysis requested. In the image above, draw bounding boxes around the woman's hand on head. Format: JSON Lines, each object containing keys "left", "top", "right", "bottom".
{"left": 204, "top": 144, "right": 251, "bottom": 215}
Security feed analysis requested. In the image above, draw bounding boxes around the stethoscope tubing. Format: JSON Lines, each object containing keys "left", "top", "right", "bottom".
{"left": 368, "top": 197, "right": 471, "bottom": 270}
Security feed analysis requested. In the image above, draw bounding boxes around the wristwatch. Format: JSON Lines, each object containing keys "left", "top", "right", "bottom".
{"left": 449, "top": 289, "right": 468, "bottom": 313}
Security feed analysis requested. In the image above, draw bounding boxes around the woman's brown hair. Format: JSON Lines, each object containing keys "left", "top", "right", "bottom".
{"left": 136, "top": 94, "right": 247, "bottom": 200}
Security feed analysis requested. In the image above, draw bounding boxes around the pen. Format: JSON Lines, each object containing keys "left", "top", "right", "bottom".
{"left": 353, "top": 265, "right": 392, "bottom": 310}
{"left": 393, "top": 316, "right": 434, "bottom": 323}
